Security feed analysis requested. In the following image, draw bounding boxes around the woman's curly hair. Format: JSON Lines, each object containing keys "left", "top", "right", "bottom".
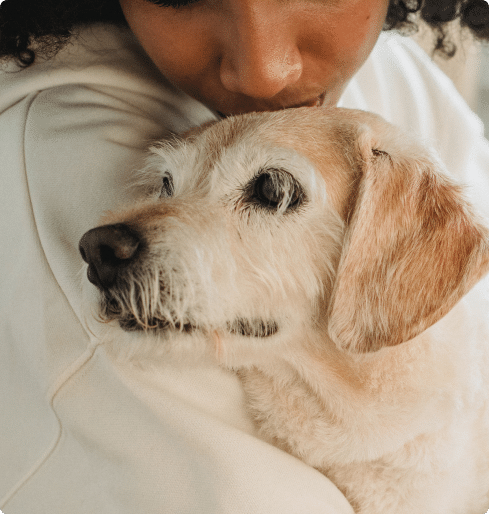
{"left": 1, "top": 0, "right": 489, "bottom": 67}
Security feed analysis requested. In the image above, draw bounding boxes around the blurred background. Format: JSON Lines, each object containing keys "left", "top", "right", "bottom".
{"left": 477, "top": 45, "right": 489, "bottom": 136}
{"left": 413, "top": 21, "right": 489, "bottom": 137}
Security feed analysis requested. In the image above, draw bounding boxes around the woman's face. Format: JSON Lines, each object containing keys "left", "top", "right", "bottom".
{"left": 119, "top": 0, "right": 390, "bottom": 116}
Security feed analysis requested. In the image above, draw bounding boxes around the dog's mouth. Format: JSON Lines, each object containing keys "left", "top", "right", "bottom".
{"left": 117, "top": 314, "right": 196, "bottom": 333}
{"left": 100, "top": 296, "right": 196, "bottom": 333}
{"left": 101, "top": 296, "right": 278, "bottom": 338}
{"left": 117, "top": 315, "right": 278, "bottom": 339}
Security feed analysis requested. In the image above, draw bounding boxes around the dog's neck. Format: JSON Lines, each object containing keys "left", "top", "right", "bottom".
{"left": 239, "top": 307, "right": 482, "bottom": 466}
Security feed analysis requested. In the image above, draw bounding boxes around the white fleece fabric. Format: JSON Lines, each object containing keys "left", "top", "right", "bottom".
{"left": 1, "top": 23, "right": 489, "bottom": 514}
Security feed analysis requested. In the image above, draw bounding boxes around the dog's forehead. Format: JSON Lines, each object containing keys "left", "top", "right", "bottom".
{"left": 205, "top": 109, "right": 343, "bottom": 150}
{"left": 158, "top": 113, "right": 318, "bottom": 186}
{"left": 200, "top": 110, "right": 348, "bottom": 166}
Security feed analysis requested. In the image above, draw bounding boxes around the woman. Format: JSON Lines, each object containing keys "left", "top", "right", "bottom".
{"left": 0, "top": 1, "right": 488, "bottom": 513}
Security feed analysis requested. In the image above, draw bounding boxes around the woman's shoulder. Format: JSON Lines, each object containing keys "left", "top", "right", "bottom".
{"left": 342, "top": 31, "right": 484, "bottom": 141}
{"left": 0, "top": 23, "right": 215, "bottom": 134}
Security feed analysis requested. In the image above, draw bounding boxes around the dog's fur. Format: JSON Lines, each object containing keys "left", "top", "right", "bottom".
{"left": 80, "top": 108, "right": 489, "bottom": 513}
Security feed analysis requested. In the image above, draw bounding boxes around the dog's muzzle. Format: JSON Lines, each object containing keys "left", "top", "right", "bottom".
{"left": 79, "top": 223, "right": 279, "bottom": 338}
{"left": 79, "top": 223, "right": 141, "bottom": 290}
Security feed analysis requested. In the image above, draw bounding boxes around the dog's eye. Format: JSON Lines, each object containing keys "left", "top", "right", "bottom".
{"left": 251, "top": 169, "right": 304, "bottom": 211}
{"left": 160, "top": 174, "right": 174, "bottom": 198}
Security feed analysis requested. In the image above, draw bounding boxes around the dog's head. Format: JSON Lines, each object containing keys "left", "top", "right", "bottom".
{"left": 79, "top": 108, "right": 489, "bottom": 357}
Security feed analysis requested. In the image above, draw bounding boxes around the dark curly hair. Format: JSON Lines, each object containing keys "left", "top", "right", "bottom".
{"left": 1, "top": 0, "right": 489, "bottom": 67}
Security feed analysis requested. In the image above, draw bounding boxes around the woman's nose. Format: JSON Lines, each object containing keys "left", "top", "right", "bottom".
{"left": 219, "top": 4, "right": 303, "bottom": 99}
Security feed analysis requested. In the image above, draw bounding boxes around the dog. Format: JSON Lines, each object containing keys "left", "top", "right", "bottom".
{"left": 79, "top": 107, "right": 489, "bottom": 513}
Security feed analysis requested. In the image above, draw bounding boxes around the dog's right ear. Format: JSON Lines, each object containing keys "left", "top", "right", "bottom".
{"left": 327, "top": 120, "right": 489, "bottom": 353}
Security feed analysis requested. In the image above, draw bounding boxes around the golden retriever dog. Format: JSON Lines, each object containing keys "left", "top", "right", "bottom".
{"left": 79, "top": 108, "right": 489, "bottom": 513}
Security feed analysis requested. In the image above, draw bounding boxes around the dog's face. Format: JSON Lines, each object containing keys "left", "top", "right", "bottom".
{"left": 80, "top": 109, "right": 347, "bottom": 363}
{"left": 80, "top": 108, "right": 489, "bottom": 363}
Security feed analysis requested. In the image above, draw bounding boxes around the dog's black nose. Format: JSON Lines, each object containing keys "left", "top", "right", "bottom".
{"left": 79, "top": 223, "right": 140, "bottom": 290}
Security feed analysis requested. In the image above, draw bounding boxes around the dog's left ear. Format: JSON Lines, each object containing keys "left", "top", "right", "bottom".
{"left": 327, "top": 123, "right": 489, "bottom": 353}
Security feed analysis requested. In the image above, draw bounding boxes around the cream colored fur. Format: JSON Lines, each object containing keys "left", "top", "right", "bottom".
{"left": 82, "top": 108, "right": 489, "bottom": 513}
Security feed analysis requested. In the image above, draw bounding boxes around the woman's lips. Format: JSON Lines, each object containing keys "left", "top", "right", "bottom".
{"left": 217, "top": 92, "right": 327, "bottom": 117}
{"left": 287, "top": 92, "right": 327, "bottom": 109}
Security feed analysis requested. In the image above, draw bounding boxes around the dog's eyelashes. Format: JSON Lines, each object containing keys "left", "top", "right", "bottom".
{"left": 160, "top": 174, "right": 174, "bottom": 198}
{"left": 249, "top": 169, "right": 304, "bottom": 212}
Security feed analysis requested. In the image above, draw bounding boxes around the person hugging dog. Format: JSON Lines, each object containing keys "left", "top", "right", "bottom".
{"left": 1, "top": 1, "right": 489, "bottom": 513}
